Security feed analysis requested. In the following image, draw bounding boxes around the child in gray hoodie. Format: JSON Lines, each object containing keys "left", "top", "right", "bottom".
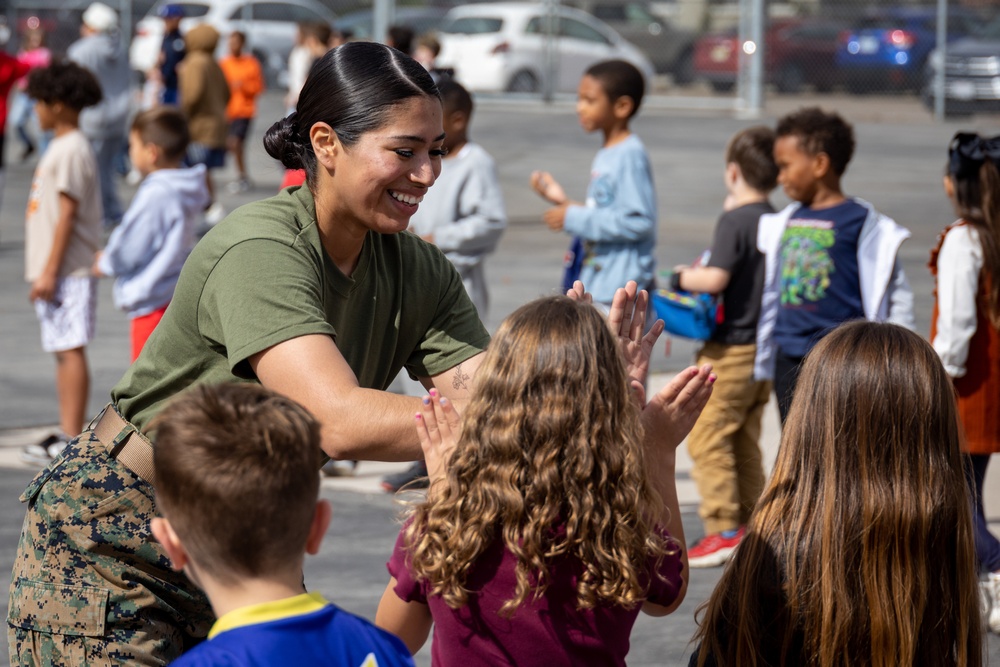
{"left": 94, "top": 107, "right": 209, "bottom": 360}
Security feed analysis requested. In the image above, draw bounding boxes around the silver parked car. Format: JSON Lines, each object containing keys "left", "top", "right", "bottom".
{"left": 923, "top": 18, "right": 1000, "bottom": 116}
{"left": 436, "top": 2, "right": 655, "bottom": 94}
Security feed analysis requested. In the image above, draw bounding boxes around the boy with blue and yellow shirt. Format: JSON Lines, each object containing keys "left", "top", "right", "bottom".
{"left": 151, "top": 383, "right": 414, "bottom": 667}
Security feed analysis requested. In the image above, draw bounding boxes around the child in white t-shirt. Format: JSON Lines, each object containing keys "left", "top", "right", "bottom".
{"left": 21, "top": 61, "right": 104, "bottom": 466}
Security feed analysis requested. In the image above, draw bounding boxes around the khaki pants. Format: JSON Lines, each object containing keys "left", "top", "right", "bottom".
{"left": 8, "top": 428, "right": 213, "bottom": 666}
{"left": 686, "top": 341, "right": 771, "bottom": 535}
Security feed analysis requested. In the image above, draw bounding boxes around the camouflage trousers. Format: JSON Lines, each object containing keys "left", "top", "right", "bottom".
{"left": 7, "top": 426, "right": 213, "bottom": 666}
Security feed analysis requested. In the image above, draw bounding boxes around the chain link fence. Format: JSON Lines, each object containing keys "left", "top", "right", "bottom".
{"left": 4, "top": 0, "right": 998, "bottom": 117}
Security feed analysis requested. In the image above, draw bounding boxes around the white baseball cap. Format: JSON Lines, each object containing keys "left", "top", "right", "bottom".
{"left": 82, "top": 2, "right": 119, "bottom": 32}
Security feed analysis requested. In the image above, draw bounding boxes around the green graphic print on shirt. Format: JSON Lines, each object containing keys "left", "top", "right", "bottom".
{"left": 779, "top": 221, "right": 835, "bottom": 307}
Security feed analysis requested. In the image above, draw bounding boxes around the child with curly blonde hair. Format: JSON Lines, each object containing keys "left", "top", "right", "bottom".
{"left": 376, "top": 286, "right": 714, "bottom": 665}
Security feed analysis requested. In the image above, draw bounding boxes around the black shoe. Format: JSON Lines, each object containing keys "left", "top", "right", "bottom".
{"left": 20, "top": 144, "right": 35, "bottom": 161}
{"left": 320, "top": 459, "right": 358, "bottom": 477}
{"left": 21, "top": 433, "right": 68, "bottom": 467}
{"left": 381, "top": 461, "right": 429, "bottom": 493}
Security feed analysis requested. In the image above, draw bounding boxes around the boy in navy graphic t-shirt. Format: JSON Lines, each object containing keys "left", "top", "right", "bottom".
{"left": 755, "top": 108, "right": 914, "bottom": 423}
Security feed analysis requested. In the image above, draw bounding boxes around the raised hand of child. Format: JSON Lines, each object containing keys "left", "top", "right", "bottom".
{"left": 609, "top": 281, "right": 665, "bottom": 393}
{"left": 530, "top": 170, "right": 567, "bottom": 205}
{"left": 565, "top": 279, "right": 593, "bottom": 304}
{"left": 542, "top": 204, "right": 568, "bottom": 231}
{"left": 414, "top": 388, "right": 461, "bottom": 489}
{"left": 641, "top": 364, "right": 714, "bottom": 451}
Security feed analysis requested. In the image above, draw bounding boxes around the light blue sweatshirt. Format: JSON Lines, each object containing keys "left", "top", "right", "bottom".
{"left": 563, "top": 134, "right": 657, "bottom": 303}
{"left": 98, "top": 165, "right": 210, "bottom": 318}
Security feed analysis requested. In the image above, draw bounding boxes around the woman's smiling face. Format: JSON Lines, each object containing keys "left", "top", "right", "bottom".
{"left": 323, "top": 95, "right": 446, "bottom": 236}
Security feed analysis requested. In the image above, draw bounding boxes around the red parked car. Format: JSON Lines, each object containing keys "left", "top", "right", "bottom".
{"left": 693, "top": 17, "right": 845, "bottom": 93}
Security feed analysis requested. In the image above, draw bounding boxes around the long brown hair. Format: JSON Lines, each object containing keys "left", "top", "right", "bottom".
{"left": 694, "top": 321, "right": 982, "bottom": 667}
{"left": 949, "top": 132, "right": 1000, "bottom": 328}
{"left": 404, "top": 296, "right": 672, "bottom": 615}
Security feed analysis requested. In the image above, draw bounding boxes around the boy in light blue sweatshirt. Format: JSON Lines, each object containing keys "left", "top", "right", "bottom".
{"left": 531, "top": 59, "right": 657, "bottom": 305}
{"left": 94, "top": 106, "right": 209, "bottom": 361}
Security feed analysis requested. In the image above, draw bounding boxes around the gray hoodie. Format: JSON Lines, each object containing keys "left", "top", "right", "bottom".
{"left": 68, "top": 32, "right": 131, "bottom": 139}
{"left": 97, "top": 165, "right": 211, "bottom": 317}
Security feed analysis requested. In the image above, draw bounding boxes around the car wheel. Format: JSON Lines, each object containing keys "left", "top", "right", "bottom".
{"left": 507, "top": 70, "right": 539, "bottom": 93}
{"left": 776, "top": 63, "right": 804, "bottom": 94}
{"left": 672, "top": 49, "right": 695, "bottom": 86}
{"left": 710, "top": 80, "right": 735, "bottom": 93}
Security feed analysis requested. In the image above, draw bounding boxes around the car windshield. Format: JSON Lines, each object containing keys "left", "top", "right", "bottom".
{"left": 441, "top": 17, "right": 503, "bottom": 34}
{"left": 971, "top": 16, "right": 1000, "bottom": 39}
{"left": 591, "top": 2, "right": 657, "bottom": 24}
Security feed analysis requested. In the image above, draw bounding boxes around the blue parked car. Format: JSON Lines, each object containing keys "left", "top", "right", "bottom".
{"left": 836, "top": 8, "right": 983, "bottom": 93}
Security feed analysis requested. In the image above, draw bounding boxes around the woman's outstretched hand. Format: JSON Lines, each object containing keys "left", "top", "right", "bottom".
{"left": 414, "top": 389, "right": 462, "bottom": 488}
{"left": 639, "top": 364, "right": 714, "bottom": 451}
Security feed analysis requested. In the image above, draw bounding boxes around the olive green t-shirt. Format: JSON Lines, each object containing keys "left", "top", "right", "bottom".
{"left": 112, "top": 186, "right": 491, "bottom": 432}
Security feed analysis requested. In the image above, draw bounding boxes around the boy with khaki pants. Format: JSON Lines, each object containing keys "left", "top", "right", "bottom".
{"left": 671, "top": 126, "right": 777, "bottom": 567}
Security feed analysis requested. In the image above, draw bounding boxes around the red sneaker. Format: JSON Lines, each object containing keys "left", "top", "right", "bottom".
{"left": 688, "top": 527, "right": 745, "bottom": 568}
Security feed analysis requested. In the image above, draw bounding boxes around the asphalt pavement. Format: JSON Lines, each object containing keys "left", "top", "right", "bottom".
{"left": 0, "top": 89, "right": 998, "bottom": 664}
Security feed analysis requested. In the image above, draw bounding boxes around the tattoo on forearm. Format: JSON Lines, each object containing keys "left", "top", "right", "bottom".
{"left": 452, "top": 363, "right": 470, "bottom": 391}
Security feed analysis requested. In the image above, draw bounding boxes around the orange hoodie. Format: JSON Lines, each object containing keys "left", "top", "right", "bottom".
{"left": 220, "top": 54, "right": 264, "bottom": 120}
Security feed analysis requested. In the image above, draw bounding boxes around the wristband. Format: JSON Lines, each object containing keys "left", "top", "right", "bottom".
{"left": 670, "top": 271, "right": 683, "bottom": 291}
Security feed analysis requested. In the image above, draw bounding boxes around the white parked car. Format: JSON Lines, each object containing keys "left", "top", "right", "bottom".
{"left": 130, "top": 0, "right": 337, "bottom": 85}
{"left": 436, "top": 2, "right": 655, "bottom": 94}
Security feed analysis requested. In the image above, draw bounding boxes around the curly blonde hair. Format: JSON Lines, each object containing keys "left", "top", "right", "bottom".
{"left": 404, "top": 296, "right": 671, "bottom": 615}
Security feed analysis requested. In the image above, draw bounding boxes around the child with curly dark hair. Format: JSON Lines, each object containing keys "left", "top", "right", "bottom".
{"left": 756, "top": 107, "right": 914, "bottom": 423}
{"left": 20, "top": 60, "right": 103, "bottom": 467}
{"left": 376, "top": 287, "right": 715, "bottom": 665}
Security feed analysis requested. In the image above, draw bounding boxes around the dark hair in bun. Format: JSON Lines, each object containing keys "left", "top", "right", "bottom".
{"left": 264, "top": 42, "right": 439, "bottom": 189}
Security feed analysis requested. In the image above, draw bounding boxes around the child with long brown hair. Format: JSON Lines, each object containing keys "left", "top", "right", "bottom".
{"left": 692, "top": 321, "right": 982, "bottom": 666}
{"left": 376, "top": 289, "right": 714, "bottom": 665}
{"left": 932, "top": 131, "right": 1000, "bottom": 634}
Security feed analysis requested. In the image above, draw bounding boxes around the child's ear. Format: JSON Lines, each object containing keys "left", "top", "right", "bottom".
{"left": 305, "top": 499, "right": 332, "bottom": 556}
{"left": 613, "top": 95, "right": 635, "bottom": 121}
{"left": 310, "top": 122, "right": 340, "bottom": 172}
{"left": 150, "top": 517, "right": 189, "bottom": 572}
{"left": 725, "top": 162, "right": 741, "bottom": 188}
{"left": 943, "top": 173, "right": 956, "bottom": 200}
{"left": 448, "top": 110, "right": 468, "bottom": 134}
{"left": 812, "top": 151, "right": 832, "bottom": 179}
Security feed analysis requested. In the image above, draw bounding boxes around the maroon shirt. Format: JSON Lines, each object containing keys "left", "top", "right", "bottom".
{"left": 388, "top": 525, "right": 684, "bottom": 666}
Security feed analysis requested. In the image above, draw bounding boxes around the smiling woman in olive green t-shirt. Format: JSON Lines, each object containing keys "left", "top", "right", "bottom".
{"left": 8, "top": 43, "right": 489, "bottom": 666}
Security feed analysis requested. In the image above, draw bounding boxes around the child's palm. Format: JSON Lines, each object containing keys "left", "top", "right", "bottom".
{"left": 607, "top": 282, "right": 664, "bottom": 394}
{"left": 530, "top": 170, "right": 567, "bottom": 205}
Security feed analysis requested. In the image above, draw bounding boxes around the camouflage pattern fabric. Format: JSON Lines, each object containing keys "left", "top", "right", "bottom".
{"left": 7, "top": 427, "right": 213, "bottom": 666}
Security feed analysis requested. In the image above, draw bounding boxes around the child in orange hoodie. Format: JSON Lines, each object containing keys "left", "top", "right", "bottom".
{"left": 220, "top": 30, "right": 264, "bottom": 193}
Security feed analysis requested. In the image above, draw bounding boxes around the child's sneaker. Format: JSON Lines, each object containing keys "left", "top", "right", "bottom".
{"left": 987, "top": 571, "right": 1000, "bottom": 634}
{"left": 227, "top": 178, "right": 252, "bottom": 194}
{"left": 21, "top": 433, "right": 69, "bottom": 467}
{"left": 381, "top": 461, "right": 429, "bottom": 493}
{"left": 320, "top": 459, "right": 357, "bottom": 478}
{"left": 203, "top": 202, "right": 227, "bottom": 227}
{"left": 688, "top": 526, "right": 745, "bottom": 568}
